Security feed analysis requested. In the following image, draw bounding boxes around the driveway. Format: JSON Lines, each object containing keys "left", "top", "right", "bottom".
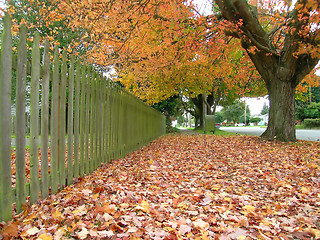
{"left": 220, "top": 127, "right": 320, "bottom": 142}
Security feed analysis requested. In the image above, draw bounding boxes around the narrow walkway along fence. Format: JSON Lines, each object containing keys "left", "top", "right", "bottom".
{"left": 0, "top": 14, "right": 165, "bottom": 221}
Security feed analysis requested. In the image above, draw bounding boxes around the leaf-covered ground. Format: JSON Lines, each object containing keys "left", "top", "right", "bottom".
{"left": 1, "top": 134, "right": 320, "bottom": 239}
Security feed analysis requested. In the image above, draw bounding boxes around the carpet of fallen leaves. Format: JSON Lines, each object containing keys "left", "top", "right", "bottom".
{"left": 1, "top": 134, "right": 320, "bottom": 240}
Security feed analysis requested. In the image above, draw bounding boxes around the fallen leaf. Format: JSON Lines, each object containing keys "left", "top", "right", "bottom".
{"left": 193, "top": 219, "right": 209, "bottom": 230}
{"left": 37, "top": 233, "right": 53, "bottom": 240}
{"left": 178, "top": 224, "right": 192, "bottom": 235}
{"left": 241, "top": 205, "right": 255, "bottom": 215}
{"left": 135, "top": 200, "right": 150, "bottom": 213}
{"left": 97, "top": 230, "right": 114, "bottom": 237}
{"left": 82, "top": 189, "right": 92, "bottom": 196}
{"left": 21, "top": 227, "right": 40, "bottom": 237}
{"left": 52, "top": 208, "right": 63, "bottom": 220}
{"left": 77, "top": 227, "right": 89, "bottom": 239}
{"left": 2, "top": 221, "right": 19, "bottom": 238}
{"left": 307, "top": 227, "right": 320, "bottom": 238}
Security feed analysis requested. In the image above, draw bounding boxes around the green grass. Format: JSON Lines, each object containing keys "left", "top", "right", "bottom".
{"left": 11, "top": 135, "right": 31, "bottom": 138}
{"left": 194, "top": 128, "right": 239, "bottom": 136}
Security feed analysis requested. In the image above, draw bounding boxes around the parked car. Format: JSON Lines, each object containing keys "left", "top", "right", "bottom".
{"left": 235, "top": 123, "right": 245, "bottom": 126}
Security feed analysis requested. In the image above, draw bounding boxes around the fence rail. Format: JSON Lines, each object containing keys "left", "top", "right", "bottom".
{"left": 0, "top": 14, "right": 165, "bottom": 221}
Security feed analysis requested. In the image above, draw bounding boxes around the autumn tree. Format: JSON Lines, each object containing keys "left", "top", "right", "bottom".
{"left": 214, "top": 0, "right": 319, "bottom": 141}
{"left": 6, "top": 0, "right": 90, "bottom": 56}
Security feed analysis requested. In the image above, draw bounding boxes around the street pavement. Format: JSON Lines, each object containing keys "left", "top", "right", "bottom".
{"left": 220, "top": 127, "right": 320, "bottom": 142}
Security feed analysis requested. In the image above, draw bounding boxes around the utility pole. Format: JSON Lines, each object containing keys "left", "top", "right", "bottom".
{"left": 203, "top": 94, "right": 207, "bottom": 132}
{"left": 244, "top": 101, "right": 247, "bottom": 126}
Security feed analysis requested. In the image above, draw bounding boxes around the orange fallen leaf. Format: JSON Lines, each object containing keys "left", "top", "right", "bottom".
{"left": 37, "top": 233, "right": 53, "bottom": 240}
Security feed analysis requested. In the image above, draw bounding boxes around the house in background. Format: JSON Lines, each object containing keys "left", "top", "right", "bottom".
{"left": 250, "top": 114, "right": 268, "bottom": 126}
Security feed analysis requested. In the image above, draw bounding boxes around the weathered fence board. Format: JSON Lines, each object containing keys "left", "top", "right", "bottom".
{"left": 0, "top": 13, "right": 13, "bottom": 221}
{"left": 51, "top": 46, "right": 60, "bottom": 194}
{"left": 29, "top": 31, "right": 41, "bottom": 205}
{"left": 74, "top": 61, "right": 81, "bottom": 178}
{"left": 59, "top": 51, "right": 67, "bottom": 189}
{"left": 0, "top": 16, "right": 165, "bottom": 221}
{"left": 15, "top": 24, "right": 27, "bottom": 213}
{"left": 40, "top": 40, "right": 50, "bottom": 199}
{"left": 67, "top": 56, "right": 74, "bottom": 186}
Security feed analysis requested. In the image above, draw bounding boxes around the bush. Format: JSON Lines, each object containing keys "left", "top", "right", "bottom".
{"left": 304, "top": 118, "right": 320, "bottom": 128}
{"left": 297, "top": 102, "right": 320, "bottom": 121}
{"left": 250, "top": 117, "right": 261, "bottom": 124}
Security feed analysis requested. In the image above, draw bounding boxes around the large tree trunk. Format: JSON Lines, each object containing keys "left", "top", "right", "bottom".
{"left": 214, "top": 0, "right": 319, "bottom": 141}
{"left": 261, "top": 78, "right": 296, "bottom": 141}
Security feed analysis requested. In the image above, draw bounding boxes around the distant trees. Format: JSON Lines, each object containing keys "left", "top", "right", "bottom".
{"left": 152, "top": 96, "right": 180, "bottom": 131}
{"left": 261, "top": 103, "right": 269, "bottom": 115}
{"left": 221, "top": 100, "right": 249, "bottom": 124}
{"left": 296, "top": 102, "right": 320, "bottom": 121}
{"left": 250, "top": 117, "right": 262, "bottom": 125}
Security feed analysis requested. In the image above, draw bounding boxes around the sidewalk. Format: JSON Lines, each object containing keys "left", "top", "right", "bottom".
{"left": 178, "top": 128, "right": 200, "bottom": 135}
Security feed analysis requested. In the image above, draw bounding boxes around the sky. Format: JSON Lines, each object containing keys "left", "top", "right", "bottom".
{"left": 192, "top": 0, "right": 214, "bottom": 15}
{"left": 243, "top": 96, "right": 269, "bottom": 115}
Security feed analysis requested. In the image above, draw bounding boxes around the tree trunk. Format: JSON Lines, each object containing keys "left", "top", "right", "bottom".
{"left": 261, "top": 77, "right": 296, "bottom": 141}
{"left": 192, "top": 94, "right": 204, "bottom": 129}
{"left": 199, "top": 101, "right": 204, "bottom": 129}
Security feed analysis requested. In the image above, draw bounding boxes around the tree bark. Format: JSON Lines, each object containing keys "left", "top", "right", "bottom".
{"left": 261, "top": 78, "right": 296, "bottom": 141}
{"left": 191, "top": 94, "right": 204, "bottom": 129}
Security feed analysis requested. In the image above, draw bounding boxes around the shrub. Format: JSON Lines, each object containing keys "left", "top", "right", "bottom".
{"left": 304, "top": 118, "right": 320, "bottom": 128}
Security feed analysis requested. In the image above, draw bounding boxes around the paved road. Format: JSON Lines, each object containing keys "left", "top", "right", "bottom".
{"left": 220, "top": 127, "right": 320, "bottom": 142}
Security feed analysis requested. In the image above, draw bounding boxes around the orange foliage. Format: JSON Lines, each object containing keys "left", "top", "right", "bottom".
{"left": 6, "top": 0, "right": 317, "bottom": 103}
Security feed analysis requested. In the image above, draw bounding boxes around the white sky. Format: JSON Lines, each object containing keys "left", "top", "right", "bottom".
{"left": 243, "top": 96, "right": 269, "bottom": 115}
{"left": 192, "top": 0, "right": 213, "bottom": 15}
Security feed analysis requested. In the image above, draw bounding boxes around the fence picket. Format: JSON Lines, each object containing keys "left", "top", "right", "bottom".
{"left": 74, "top": 61, "right": 81, "bottom": 178}
{"left": 0, "top": 13, "right": 13, "bottom": 221}
{"left": 15, "top": 24, "right": 27, "bottom": 213}
{"left": 79, "top": 65, "right": 86, "bottom": 177}
{"left": 40, "top": 40, "right": 50, "bottom": 199}
{"left": 29, "top": 32, "right": 41, "bottom": 205}
{"left": 90, "top": 71, "right": 95, "bottom": 172}
{"left": 51, "top": 46, "right": 60, "bottom": 194}
{"left": 84, "top": 68, "right": 90, "bottom": 174}
{"left": 30, "top": 32, "right": 40, "bottom": 203}
{"left": 67, "top": 56, "right": 74, "bottom": 185}
{"left": 59, "top": 51, "right": 67, "bottom": 189}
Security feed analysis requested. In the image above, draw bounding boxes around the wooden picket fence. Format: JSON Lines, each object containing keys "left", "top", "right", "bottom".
{"left": 0, "top": 14, "right": 165, "bottom": 221}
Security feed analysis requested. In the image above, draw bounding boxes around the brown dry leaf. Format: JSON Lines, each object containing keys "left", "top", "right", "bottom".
{"left": 307, "top": 227, "right": 320, "bottom": 238}
{"left": 1, "top": 221, "right": 19, "bottom": 239}
{"left": 37, "top": 233, "right": 53, "bottom": 240}
{"left": 135, "top": 200, "right": 150, "bottom": 213}
{"left": 193, "top": 219, "right": 209, "bottom": 230}
{"left": 178, "top": 224, "right": 192, "bottom": 235}
{"left": 51, "top": 208, "right": 63, "bottom": 220}
{"left": 20, "top": 226, "right": 40, "bottom": 237}
{"left": 77, "top": 227, "right": 89, "bottom": 239}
